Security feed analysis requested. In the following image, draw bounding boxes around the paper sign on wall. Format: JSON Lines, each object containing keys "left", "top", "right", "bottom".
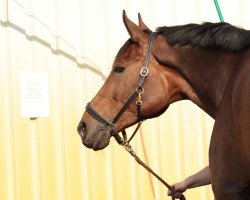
{"left": 20, "top": 72, "right": 50, "bottom": 118}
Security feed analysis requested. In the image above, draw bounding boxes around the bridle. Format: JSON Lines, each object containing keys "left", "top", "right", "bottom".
{"left": 85, "top": 32, "right": 185, "bottom": 200}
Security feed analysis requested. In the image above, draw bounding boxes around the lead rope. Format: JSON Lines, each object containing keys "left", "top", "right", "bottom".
{"left": 213, "top": 0, "right": 224, "bottom": 22}
{"left": 122, "top": 142, "right": 185, "bottom": 200}
{"left": 119, "top": 95, "right": 185, "bottom": 200}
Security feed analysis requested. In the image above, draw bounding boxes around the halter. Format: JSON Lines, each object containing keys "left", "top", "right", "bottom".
{"left": 86, "top": 32, "right": 157, "bottom": 145}
{"left": 85, "top": 32, "right": 185, "bottom": 200}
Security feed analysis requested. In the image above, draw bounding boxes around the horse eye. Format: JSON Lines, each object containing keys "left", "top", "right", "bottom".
{"left": 113, "top": 65, "right": 125, "bottom": 73}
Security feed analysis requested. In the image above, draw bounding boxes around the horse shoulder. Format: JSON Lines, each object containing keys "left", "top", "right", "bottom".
{"left": 232, "top": 70, "right": 250, "bottom": 165}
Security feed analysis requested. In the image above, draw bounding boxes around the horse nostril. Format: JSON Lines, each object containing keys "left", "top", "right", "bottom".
{"left": 77, "top": 121, "right": 86, "bottom": 138}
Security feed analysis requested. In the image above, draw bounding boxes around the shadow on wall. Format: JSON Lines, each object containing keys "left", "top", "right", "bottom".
{"left": 0, "top": 20, "right": 106, "bottom": 80}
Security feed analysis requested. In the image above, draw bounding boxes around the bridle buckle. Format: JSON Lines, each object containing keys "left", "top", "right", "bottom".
{"left": 140, "top": 67, "right": 148, "bottom": 77}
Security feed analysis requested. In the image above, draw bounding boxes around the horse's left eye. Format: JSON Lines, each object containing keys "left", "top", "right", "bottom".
{"left": 113, "top": 65, "right": 125, "bottom": 73}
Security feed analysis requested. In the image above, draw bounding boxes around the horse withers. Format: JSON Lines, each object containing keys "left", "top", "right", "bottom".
{"left": 78, "top": 11, "right": 250, "bottom": 199}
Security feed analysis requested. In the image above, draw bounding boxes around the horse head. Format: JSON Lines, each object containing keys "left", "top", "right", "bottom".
{"left": 77, "top": 11, "right": 197, "bottom": 150}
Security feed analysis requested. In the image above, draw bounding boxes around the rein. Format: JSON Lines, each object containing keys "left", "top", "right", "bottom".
{"left": 86, "top": 32, "right": 185, "bottom": 200}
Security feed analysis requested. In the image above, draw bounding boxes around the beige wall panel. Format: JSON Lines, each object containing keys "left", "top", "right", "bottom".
{"left": 1, "top": 0, "right": 249, "bottom": 199}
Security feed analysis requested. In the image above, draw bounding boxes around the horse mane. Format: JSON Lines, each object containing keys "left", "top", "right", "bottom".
{"left": 157, "top": 22, "right": 250, "bottom": 52}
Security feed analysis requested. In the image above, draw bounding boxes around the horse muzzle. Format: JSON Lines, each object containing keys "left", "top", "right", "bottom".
{"left": 77, "top": 121, "right": 110, "bottom": 151}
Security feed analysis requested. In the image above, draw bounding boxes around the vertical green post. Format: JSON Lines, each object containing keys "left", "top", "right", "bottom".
{"left": 214, "top": 0, "right": 224, "bottom": 22}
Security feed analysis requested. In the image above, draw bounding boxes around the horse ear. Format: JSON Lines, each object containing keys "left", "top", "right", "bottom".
{"left": 138, "top": 13, "right": 151, "bottom": 32}
{"left": 123, "top": 10, "right": 147, "bottom": 44}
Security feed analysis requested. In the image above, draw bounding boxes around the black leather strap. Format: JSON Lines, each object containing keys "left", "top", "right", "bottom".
{"left": 112, "top": 91, "right": 139, "bottom": 124}
{"left": 137, "top": 32, "right": 157, "bottom": 88}
{"left": 86, "top": 103, "right": 111, "bottom": 127}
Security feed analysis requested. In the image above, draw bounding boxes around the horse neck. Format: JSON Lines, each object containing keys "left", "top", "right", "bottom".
{"left": 154, "top": 39, "right": 240, "bottom": 118}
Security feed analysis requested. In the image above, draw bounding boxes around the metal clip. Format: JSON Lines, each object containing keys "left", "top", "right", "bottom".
{"left": 136, "top": 93, "right": 142, "bottom": 105}
{"left": 136, "top": 87, "right": 144, "bottom": 105}
{"left": 123, "top": 143, "right": 137, "bottom": 157}
{"left": 123, "top": 142, "right": 131, "bottom": 151}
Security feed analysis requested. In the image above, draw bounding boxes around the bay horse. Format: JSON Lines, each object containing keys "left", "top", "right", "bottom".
{"left": 77, "top": 11, "right": 250, "bottom": 199}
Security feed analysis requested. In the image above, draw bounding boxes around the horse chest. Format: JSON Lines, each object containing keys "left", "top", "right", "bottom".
{"left": 209, "top": 74, "right": 250, "bottom": 199}
{"left": 210, "top": 120, "right": 249, "bottom": 199}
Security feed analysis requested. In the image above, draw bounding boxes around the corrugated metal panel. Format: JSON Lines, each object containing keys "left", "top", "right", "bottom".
{"left": 0, "top": 0, "right": 248, "bottom": 199}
